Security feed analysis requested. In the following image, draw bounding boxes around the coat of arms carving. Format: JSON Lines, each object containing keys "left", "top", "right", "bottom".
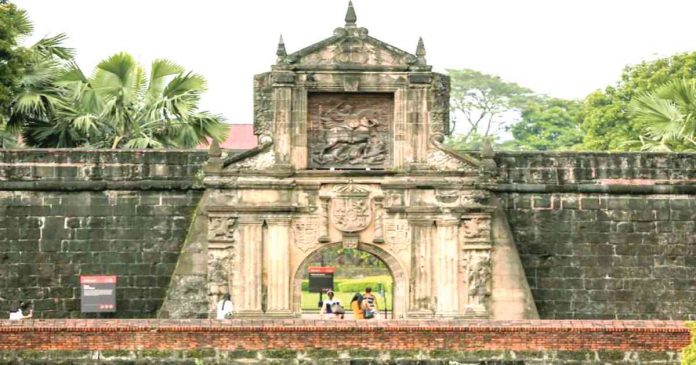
{"left": 330, "top": 183, "right": 372, "bottom": 233}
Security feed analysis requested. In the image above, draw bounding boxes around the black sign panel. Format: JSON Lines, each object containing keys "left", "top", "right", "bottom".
{"left": 308, "top": 266, "right": 334, "bottom": 293}
{"left": 80, "top": 275, "right": 116, "bottom": 313}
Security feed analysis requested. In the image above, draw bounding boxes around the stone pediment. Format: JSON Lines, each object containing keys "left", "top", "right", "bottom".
{"left": 274, "top": 2, "right": 430, "bottom": 72}
{"left": 278, "top": 30, "right": 425, "bottom": 71}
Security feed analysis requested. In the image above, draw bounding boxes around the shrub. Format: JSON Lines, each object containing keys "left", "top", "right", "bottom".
{"left": 336, "top": 275, "right": 392, "bottom": 293}
{"left": 683, "top": 322, "right": 696, "bottom": 365}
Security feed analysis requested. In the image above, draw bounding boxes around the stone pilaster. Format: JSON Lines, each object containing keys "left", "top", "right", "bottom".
{"left": 235, "top": 216, "right": 264, "bottom": 316}
{"left": 272, "top": 72, "right": 294, "bottom": 166}
{"left": 435, "top": 216, "right": 459, "bottom": 317}
{"left": 408, "top": 218, "right": 435, "bottom": 315}
{"left": 265, "top": 216, "right": 292, "bottom": 316}
{"left": 373, "top": 193, "right": 385, "bottom": 244}
{"left": 459, "top": 213, "right": 492, "bottom": 318}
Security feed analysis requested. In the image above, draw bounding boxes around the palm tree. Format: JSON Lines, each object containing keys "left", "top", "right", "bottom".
{"left": 28, "top": 52, "right": 228, "bottom": 149}
{"left": 0, "top": 2, "right": 73, "bottom": 147}
{"left": 628, "top": 79, "right": 696, "bottom": 152}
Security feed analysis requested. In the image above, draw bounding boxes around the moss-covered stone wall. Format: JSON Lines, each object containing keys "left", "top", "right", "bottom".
{"left": 494, "top": 152, "right": 696, "bottom": 320}
{"left": 0, "top": 149, "right": 207, "bottom": 318}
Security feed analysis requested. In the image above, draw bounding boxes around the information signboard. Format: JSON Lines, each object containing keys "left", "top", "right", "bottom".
{"left": 80, "top": 275, "right": 116, "bottom": 313}
{"left": 308, "top": 266, "right": 335, "bottom": 293}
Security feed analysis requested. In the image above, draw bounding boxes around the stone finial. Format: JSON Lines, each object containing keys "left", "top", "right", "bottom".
{"left": 480, "top": 138, "right": 497, "bottom": 177}
{"left": 276, "top": 34, "right": 287, "bottom": 58}
{"left": 209, "top": 139, "right": 221, "bottom": 158}
{"left": 345, "top": 1, "right": 357, "bottom": 27}
{"left": 416, "top": 37, "right": 427, "bottom": 65}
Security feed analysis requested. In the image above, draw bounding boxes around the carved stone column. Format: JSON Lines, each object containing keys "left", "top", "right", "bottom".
{"left": 460, "top": 213, "right": 492, "bottom": 318}
{"left": 207, "top": 215, "right": 236, "bottom": 317}
{"left": 235, "top": 216, "right": 264, "bottom": 316}
{"left": 435, "top": 215, "right": 459, "bottom": 317}
{"left": 408, "top": 218, "right": 435, "bottom": 316}
{"left": 265, "top": 216, "right": 292, "bottom": 316}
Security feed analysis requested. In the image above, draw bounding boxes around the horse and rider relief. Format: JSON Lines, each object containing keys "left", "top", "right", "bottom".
{"left": 308, "top": 93, "right": 392, "bottom": 169}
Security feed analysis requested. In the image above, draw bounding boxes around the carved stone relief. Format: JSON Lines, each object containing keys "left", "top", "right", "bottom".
{"left": 385, "top": 219, "right": 410, "bottom": 254}
{"left": 308, "top": 93, "right": 392, "bottom": 169}
{"left": 461, "top": 214, "right": 491, "bottom": 243}
{"left": 292, "top": 216, "right": 320, "bottom": 252}
{"left": 466, "top": 251, "right": 491, "bottom": 309}
{"left": 208, "top": 216, "right": 236, "bottom": 241}
{"left": 330, "top": 183, "right": 372, "bottom": 233}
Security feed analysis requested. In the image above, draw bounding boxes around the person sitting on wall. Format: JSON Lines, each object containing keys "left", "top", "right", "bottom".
{"left": 216, "top": 293, "right": 233, "bottom": 319}
{"left": 350, "top": 293, "right": 364, "bottom": 319}
{"left": 320, "top": 290, "right": 345, "bottom": 319}
{"left": 9, "top": 301, "right": 33, "bottom": 320}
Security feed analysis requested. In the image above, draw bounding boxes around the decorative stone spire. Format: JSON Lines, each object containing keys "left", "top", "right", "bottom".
{"left": 345, "top": 0, "right": 357, "bottom": 27}
{"left": 416, "top": 37, "right": 426, "bottom": 65}
{"left": 276, "top": 34, "right": 287, "bottom": 58}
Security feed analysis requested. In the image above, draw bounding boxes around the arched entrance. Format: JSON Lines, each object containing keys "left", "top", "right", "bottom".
{"left": 292, "top": 242, "right": 408, "bottom": 319}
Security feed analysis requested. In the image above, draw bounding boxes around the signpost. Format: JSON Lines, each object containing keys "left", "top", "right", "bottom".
{"left": 80, "top": 275, "right": 116, "bottom": 313}
{"left": 308, "top": 266, "right": 334, "bottom": 292}
{"left": 308, "top": 266, "right": 335, "bottom": 309}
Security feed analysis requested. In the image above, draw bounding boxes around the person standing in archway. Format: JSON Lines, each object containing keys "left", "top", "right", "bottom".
{"left": 362, "top": 287, "right": 378, "bottom": 319}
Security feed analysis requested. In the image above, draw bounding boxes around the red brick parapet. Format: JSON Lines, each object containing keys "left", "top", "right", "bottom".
{"left": 0, "top": 319, "right": 690, "bottom": 352}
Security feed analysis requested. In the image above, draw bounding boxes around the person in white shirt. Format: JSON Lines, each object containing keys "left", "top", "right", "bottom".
{"left": 320, "top": 290, "right": 344, "bottom": 319}
{"left": 216, "top": 293, "right": 233, "bottom": 319}
{"left": 9, "top": 302, "right": 32, "bottom": 321}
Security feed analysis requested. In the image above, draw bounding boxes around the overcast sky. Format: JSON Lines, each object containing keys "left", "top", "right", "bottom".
{"left": 15, "top": 0, "right": 696, "bottom": 124}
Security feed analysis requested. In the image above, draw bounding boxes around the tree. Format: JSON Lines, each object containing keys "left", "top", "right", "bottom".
{"left": 0, "top": 1, "right": 75, "bottom": 147}
{"left": 510, "top": 97, "right": 583, "bottom": 150}
{"left": 627, "top": 79, "right": 696, "bottom": 151}
{"left": 24, "top": 52, "right": 229, "bottom": 148}
{"left": 447, "top": 69, "right": 532, "bottom": 142}
{"left": 579, "top": 51, "right": 696, "bottom": 151}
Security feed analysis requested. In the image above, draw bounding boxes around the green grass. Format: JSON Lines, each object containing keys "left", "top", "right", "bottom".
{"left": 300, "top": 275, "right": 393, "bottom": 311}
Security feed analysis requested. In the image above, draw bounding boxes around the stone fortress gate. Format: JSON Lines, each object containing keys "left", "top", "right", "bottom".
{"left": 162, "top": 2, "right": 538, "bottom": 320}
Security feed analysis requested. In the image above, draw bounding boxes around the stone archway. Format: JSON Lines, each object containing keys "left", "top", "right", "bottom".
{"left": 291, "top": 242, "right": 408, "bottom": 319}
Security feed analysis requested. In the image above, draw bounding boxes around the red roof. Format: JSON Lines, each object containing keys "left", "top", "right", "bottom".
{"left": 198, "top": 124, "right": 257, "bottom": 150}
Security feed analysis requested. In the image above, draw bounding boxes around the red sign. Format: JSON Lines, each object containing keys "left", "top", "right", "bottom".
{"left": 308, "top": 266, "right": 335, "bottom": 274}
{"left": 80, "top": 275, "right": 117, "bottom": 284}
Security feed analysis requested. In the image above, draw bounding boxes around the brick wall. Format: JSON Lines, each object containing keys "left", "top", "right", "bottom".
{"left": 0, "top": 150, "right": 207, "bottom": 319}
{"left": 0, "top": 320, "right": 689, "bottom": 364}
{"left": 494, "top": 152, "right": 696, "bottom": 320}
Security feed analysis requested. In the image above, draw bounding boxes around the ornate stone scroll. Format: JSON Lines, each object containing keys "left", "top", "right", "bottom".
{"left": 308, "top": 93, "right": 393, "bottom": 169}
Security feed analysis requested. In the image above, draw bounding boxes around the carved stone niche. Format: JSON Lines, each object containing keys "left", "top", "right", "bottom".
{"left": 308, "top": 92, "right": 393, "bottom": 169}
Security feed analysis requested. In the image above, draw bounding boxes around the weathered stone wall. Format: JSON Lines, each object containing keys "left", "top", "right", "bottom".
{"left": 0, "top": 150, "right": 207, "bottom": 318}
{"left": 493, "top": 152, "right": 696, "bottom": 320}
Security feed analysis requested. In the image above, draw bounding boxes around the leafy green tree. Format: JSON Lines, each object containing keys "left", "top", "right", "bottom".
{"left": 627, "top": 79, "right": 696, "bottom": 151}
{"left": 448, "top": 69, "right": 532, "bottom": 142}
{"left": 0, "top": 1, "right": 75, "bottom": 147}
{"left": 25, "top": 52, "right": 229, "bottom": 148}
{"left": 579, "top": 51, "right": 696, "bottom": 151}
{"left": 510, "top": 97, "right": 583, "bottom": 150}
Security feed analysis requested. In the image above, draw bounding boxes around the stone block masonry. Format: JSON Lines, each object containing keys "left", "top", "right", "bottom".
{"left": 0, "top": 149, "right": 207, "bottom": 318}
{"left": 0, "top": 149, "right": 695, "bottom": 321}
{"left": 0, "top": 319, "right": 689, "bottom": 364}
{"left": 494, "top": 152, "right": 696, "bottom": 320}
